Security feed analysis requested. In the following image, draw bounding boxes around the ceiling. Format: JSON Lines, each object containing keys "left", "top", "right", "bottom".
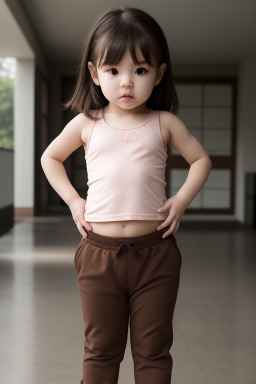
{"left": 2, "top": 0, "right": 256, "bottom": 65}
{"left": 0, "top": 0, "right": 34, "bottom": 59}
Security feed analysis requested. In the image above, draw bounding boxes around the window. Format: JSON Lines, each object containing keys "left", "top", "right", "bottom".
{"left": 167, "top": 77, "right": 237, "bottom": 214}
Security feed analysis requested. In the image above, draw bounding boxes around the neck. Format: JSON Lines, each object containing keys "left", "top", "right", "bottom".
{"left": 103, "top": 104, "right": 150, "bottom": 116}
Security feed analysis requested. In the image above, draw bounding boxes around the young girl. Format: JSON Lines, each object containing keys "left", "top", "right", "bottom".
{"left": 41, "top": 6, "right": 212, "bottom": 384}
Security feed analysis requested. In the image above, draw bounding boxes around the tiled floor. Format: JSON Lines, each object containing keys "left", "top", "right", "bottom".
{"left": 0, "top": 217, "right": 255, "bottom": 384}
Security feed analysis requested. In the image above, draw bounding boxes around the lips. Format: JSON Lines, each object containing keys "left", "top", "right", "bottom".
{"left": 121, "top": 94, "right": 133, "bottom": 98}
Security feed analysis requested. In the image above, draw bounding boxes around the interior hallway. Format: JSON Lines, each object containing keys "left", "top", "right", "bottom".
{"left": 0, "top": 217, "right": 255, "bottom": 384}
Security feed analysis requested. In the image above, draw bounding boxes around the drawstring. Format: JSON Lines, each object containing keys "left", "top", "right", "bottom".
{"left": 115, "top": 239, "right": 139, "bottom": 258}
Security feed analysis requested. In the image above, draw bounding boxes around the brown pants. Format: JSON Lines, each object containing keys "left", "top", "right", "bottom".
{"left": 74, "top": 227, "right": 182, "bottom": 384}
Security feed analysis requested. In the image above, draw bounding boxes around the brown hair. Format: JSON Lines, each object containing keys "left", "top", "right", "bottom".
{"left": 63, "top": 6, "right": 179, "bottom": 120}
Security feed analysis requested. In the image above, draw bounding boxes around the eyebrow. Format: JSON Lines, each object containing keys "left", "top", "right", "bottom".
{"left": 101, "top": 60, "right": 149, "bottom": 68}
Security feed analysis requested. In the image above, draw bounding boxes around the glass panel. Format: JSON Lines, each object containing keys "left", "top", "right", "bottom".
{"left": 204, "top": 129, "right": 231, "bottom": 155}
{"left": 168, "top": 169, "right": 189, "bottom": 197}
{"left": 188, "top": 192, "right": 201, "bottom": 208}
{"left": 175, "top": 84, "right": 202, "bottom": 106}
{"left": 205, "top": 169, "right": 231, "bottom": 188}
{"left": 204, "top": 84, "right": 232, "bottom": 106}
{"left": 204, "top": 107, "right": 232, "bottom": 128}
{"left": 203, "top": 189, "right": 230, "bottom": 208}
{"left": 169, "top": 169, "right": 189, "bottom": 187}
{"left": 202, "top": 169, "right": 231, "bottom": 208}
{"left": 169, "top": 169, "right": 231, "bottom": 209}
{"left": 170, "top": 187, "right": 203, "bottom": 208}
{"left": 177, "top": 107, "right": 201, "bottom": 128}
{"left": 170, "top": 148, "right": 179, "bottom": 155}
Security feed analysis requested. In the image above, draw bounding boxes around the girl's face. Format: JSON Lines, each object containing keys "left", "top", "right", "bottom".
{"left": 88, "top": 46, "right": 166, "bottom": 112}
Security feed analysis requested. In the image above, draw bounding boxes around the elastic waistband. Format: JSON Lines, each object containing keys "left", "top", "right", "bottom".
{"left": 86, "top": 227, "right": 170, "bottom": 258}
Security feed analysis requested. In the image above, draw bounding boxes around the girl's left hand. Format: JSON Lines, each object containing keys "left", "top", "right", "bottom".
{"left": 157, "top": 195, "right": 187, "bottom": 238}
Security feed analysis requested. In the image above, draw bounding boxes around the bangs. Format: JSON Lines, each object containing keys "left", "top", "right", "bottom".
{"left": 97, "top": 23, "right": 156, "bottom": 68}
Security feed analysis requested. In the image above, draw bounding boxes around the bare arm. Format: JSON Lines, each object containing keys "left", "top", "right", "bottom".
{"left": 165, "top": 111, "right": 212, "bottom": 207}
{"left": 41, "top": 113, "right": 85, "bottom": 205}
{"left": 157, "top": 111, "right": 212, "bottom": 236}
{"left": 175, "top": 157, "right": 212, "bottom": 207}
{"left": 41, "top": 159, "right": 80, "bottom": 206}
{"left": 41, "top": 112, "right": 93, "bottom": 236}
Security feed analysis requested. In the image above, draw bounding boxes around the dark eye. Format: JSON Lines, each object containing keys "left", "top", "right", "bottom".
{"left": 108, "top": 68, "right": 118, "bottom": 75}
{"left": 136, "top": 67, "right": 147, "bottom": 75}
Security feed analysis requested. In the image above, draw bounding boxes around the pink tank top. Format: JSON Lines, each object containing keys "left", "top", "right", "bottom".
{"left": 84, "top": 109, "right": 169, "bottom": 222}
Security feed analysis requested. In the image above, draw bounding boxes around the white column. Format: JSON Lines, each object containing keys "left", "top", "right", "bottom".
{"left": 14, "top": 59, "right": 35, "bottom": 213}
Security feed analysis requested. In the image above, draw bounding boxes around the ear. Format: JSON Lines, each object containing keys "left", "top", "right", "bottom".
{"left": 88, "top": 61, "right": 100, "bottom": 86}
{"left": 154, "top": 62, "right": 167, "bottom": 86}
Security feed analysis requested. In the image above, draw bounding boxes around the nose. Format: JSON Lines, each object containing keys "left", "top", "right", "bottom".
{"left": 120, "top": 75, "right": 133, "bottom": 88}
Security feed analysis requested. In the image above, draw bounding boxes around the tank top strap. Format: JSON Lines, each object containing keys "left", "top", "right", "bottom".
{"left": 148, "top": 110, "right": 167, "bottom": 155}
{"left": 150, "top": 109, "right": 159, "bottom": 125}
{"left": 148, "top": 109, "right": 162, "bottom": 135}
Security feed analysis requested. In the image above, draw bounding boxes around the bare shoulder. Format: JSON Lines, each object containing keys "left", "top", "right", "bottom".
{"left": 61, "top": 111, "right": 93, "bottom": 147}
{"left": 63, "top": 112, "right": 92, "bottom": 138}
{"left": 159, "top": 110, "right": 211, "bottom": 165}
{"left": 159, "top": 110, "right": 186, "bottom": 134}
{"left": 41, "top": 111, "right": 95, "bottom": 163}
{"left": 78, "top": 110, "right": 98, "bottom": 145}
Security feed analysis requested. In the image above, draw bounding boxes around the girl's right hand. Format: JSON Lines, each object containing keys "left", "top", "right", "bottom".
{"left": 68, "top": 196, "right": 93, "bottom": 239}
